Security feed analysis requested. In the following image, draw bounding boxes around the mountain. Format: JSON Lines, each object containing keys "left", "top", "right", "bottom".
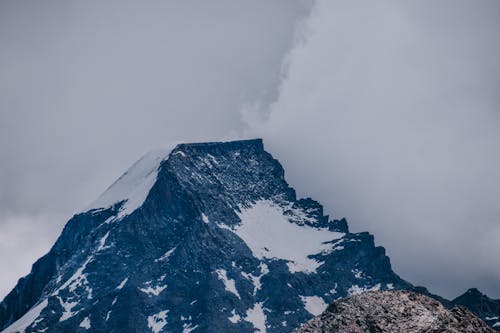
{"left": 294, "top": 290, "right": 495, "bottom": 333}
{"left": 0, "top": 139, "right": 411, "bottom": 333}
{"left": 452, "top": 288, "right": 500, "bottom": 330}
{"left": 0, "top": 139, "right": 496, "bottom": 332}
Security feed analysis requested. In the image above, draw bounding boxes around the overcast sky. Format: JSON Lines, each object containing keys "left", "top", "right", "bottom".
{"left": 1, "top": 0, "right": 499, "bottom": 300}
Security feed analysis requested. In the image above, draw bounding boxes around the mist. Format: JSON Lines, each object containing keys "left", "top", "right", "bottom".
{"left": 1, "top": 0, "right": 499, "bottom": 301}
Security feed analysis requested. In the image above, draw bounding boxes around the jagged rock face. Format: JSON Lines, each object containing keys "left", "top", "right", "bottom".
{"left": 0, "top": 139, "right": 410, "bottom": 333}
{"left": 295, "top": 290, "right": 495, "bottom": 333}
{"left": 453, "top": 288, "right": 500, "bottom": 330}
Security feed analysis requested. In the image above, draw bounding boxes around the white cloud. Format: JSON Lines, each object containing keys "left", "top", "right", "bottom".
{"left": 249, "top": 0, "right": 500, "bottom": 298}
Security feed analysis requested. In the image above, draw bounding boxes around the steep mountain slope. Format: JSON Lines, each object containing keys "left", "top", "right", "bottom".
{"left": 0, "top": 139, "right": 411, "bottom": 333}
{"left": 294, "top": 290, "right": 495, "bottom": 333}
{"left": 453, "top": 288, "right": 500, "bottom": 330}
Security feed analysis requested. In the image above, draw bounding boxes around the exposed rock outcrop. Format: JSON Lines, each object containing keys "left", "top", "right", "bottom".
{"left": 295, "top": 290, "right": 494, "bottom": 333}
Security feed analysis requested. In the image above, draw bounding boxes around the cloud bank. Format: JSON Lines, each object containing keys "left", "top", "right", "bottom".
{"left": 1, "top": 0, "right": 499, "bottom": 301}
{"left": 250, "top": 0, "right": 500, "bottom": 298}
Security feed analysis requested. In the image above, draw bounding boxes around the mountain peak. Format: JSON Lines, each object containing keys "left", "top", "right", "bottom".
{"left": 466, "top": 288, "right": 485, "bottom": 296}
{"left": 174, "top": 138, "right": 264, "bottom": 152}
{"left": 86, "top": 138, "right": 265, "bottom": 221}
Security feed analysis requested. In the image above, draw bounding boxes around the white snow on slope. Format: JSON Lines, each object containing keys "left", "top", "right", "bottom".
{"left": 97, "top": 231, "right": 110, "bottom": 251}
{"left": 58, "top": 296, "right": 79, "bottom": 321}
{"left": 300, "top": 296, "right": 328, "bottom": 316}
{"left": 79, "top": 317, "right": 91, "bottom": 329}
{"left": 1, "top": 299, "right": 48, "bottom": 333}
{"left": 54, "top": 256, "right": 94, "bottom": 297}
{"left": 116, "top": 277, "right": 128, "bottom": 289}
{"left": 241, "top": 263, "right": 268, "bottom": 296}
{"left": 221, "top": 200, "right": 344, "bottom": 273}
{"left": 139, "top": 284, "right": 167, "bottom": 297}
{"left": 244, "top": 303, "right": 267, "bottom": 333}
{"left": 348, "top": 283, "right": 381, "bottom": 296}
{"left": 182, "top": 323, "right": 199, "bottom": 333}
{"left": 228, "top": 309, "right": 241, "bottom": 323}
{"left": 87, "top": 148, "right": 172, "bottom": 220}
{"left": 155, "top": 247, "right": 176, "bottom": 262}
{"left": 215, "top": 269, "right": 240, "bottom": 299}
{"left": 147, "top": 310, "right": 169, "bottom": 333}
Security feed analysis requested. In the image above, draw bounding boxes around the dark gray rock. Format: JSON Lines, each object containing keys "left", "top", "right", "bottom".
{"left": 295, "top": 290, "right": 495, "bottom": 333}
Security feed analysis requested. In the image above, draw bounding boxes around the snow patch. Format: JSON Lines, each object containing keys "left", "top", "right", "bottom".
{"left": 348, "top": 283, "right": 381, "bottom": 295}
{"left": 244, "top": 303, "right": 267, "bottom": 333}
{"left": 58, "top": 296, "right": 79, "bottom": 321}
{"left": 241, "top": 264, "right": 268, "bottom": 296}
{"left": 116, "top": 277, "right": 128, "bottom": 289}
{"left": 327, "top": 283, "right": 338, "bottom": 295}
{"left": 147, "top": 310, "right": 169, "bottom": 333}
{"left": 300, "top": 296, "right": 327, "bottom": 316}
{"left": 155, "top": 247, "right": 176, "bottom": 262}
{"left": 259, "top": 263, "right": 269, "bottom": 274}
{"left": 79, "top": 317, "right": 91, "bottom": 329}
{"left": 53, "top": 256, "right": 93, "bottom": 320}
{"left": 1, "top": 299, "right": 48, "bottom": 333}
{"left": 221, "top": 200, "right": 344, "bottom": 273}
{"left": 215, "top": 269, "right": 240, "bottom": 299}
{"left": 97, "top": 231, "right": 110, "bottom": 251}
{"left": 139, "top": 284, "right": 167, "bottom": 297}
{"left": 228, "top": 309, "right": 241, "bottom": 323}
{"left": 182, "top": 323, "right": 199, "bottom": 333}
{"left": 87, "top": 148, "right": 172, "bottom": 220}
{"left": 352, "top": 269, "right": 363, "bottom": 279}
{"left": 55, "top": 256, "right": 94, "bottom": 296}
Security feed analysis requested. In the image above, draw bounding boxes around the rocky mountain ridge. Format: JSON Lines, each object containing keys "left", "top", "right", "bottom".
{"left": 295, "top": 290, "right": 495, "bottom": 333}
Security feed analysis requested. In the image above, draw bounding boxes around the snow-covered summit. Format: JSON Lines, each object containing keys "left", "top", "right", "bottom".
{"left": 87, "top": 148, "right": 172, "bottom": 219}
{"left": 86, "top": 139, "right": 267, "bottom": 220}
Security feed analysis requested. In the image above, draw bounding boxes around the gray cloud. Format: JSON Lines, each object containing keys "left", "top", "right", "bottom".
{"left": 1, "top": 0, "right": 499, "bottom": 302}
{"left": 0, "top": 0, "right": 311, "bottom": 299}
{"left": 249, "top": 0, "right": 500, "bottom": 298}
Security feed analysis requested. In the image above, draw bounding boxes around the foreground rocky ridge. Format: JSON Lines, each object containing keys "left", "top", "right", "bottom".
{"left": 295, "top": 290, "right": 495, "bottom": 333}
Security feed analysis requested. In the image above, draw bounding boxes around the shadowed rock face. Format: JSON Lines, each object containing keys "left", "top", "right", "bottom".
{"left": 295, "top": 290, "right": 495, "bottom": 333}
